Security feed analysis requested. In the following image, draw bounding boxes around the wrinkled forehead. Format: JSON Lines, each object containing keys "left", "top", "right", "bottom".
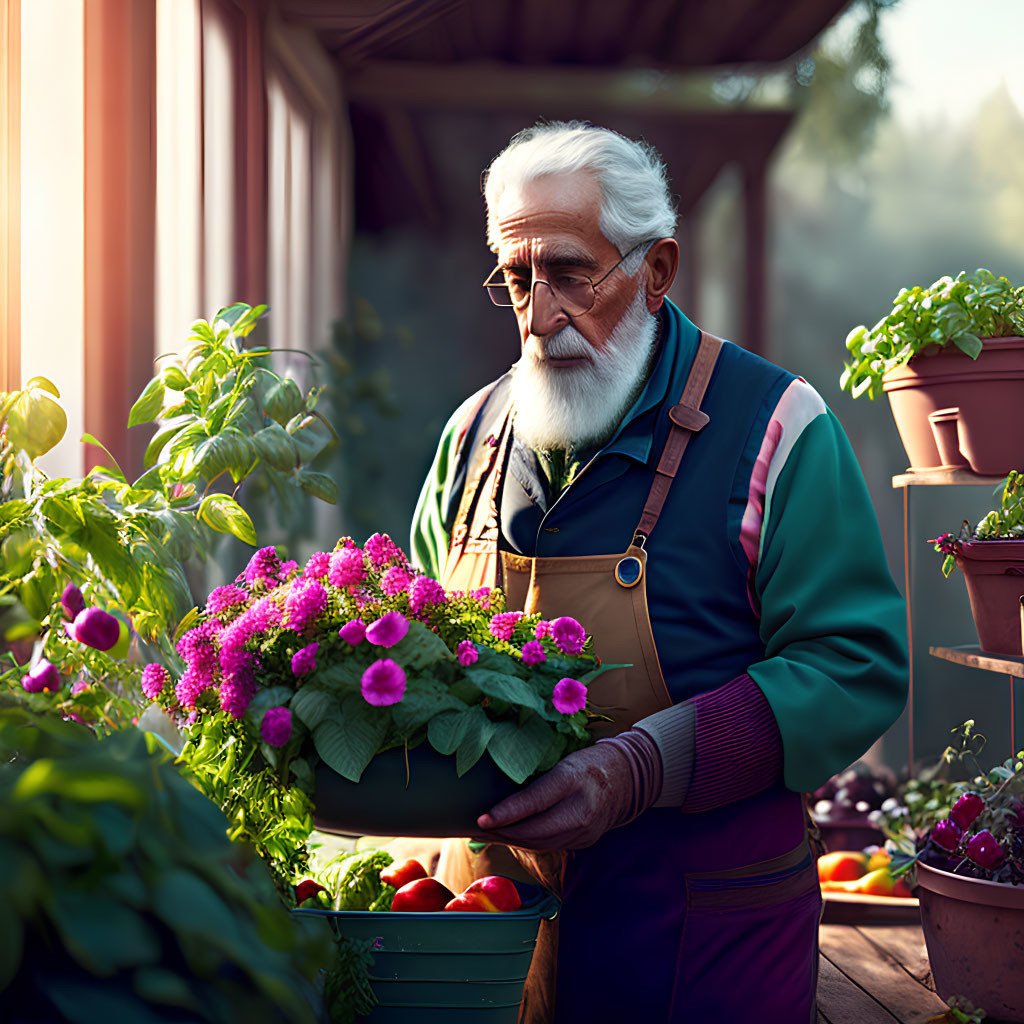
{"left": 493, "top": 171, "right": 614, "bottom": 266}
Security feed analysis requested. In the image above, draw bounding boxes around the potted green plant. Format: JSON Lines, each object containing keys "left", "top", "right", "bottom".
{"left": 841, "top": 268, "right": 1024, "bottom": 474}
{"left": 142, "top": 535, "right": 609, "bottom": 876}
{"left": 930, "top": 470, "right": 1024, "bottom": 656}
{"left": 876, "top": 722, "right": 1024, "bottom": 1023}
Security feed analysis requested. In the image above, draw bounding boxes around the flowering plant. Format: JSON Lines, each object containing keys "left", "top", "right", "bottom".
{"left": 145, "top": 534, "right": 609, "bottom": 885}
{"left": 929, "top": 471, "right": 1024, "bottom": 576}
{"left": 874, "top": 721, "right": 1024, "bottom": 885}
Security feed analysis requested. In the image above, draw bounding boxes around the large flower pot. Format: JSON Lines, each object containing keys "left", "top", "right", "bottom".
{"left": 916, "top": 861, "right": 1024, "bottom": 1022}
{"left": 882, "top": 336, "right": 1024, "bottom": 474}
{"left": 955, "top": 540, "right": 1024, "bottom": 656}
{"left": 312, "top": 743, "right": 522, "bottom": 838}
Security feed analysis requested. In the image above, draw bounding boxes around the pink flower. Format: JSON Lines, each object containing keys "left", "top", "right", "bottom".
{"left": 261, "top": 707, "right": 292, "bottom": 747}
{"left": 61, "top": 583, "right": 85, "bottom": 620}
{"left": 71, "top": 679, "right": 89, "bottom": 696}
{"left": 489, "top": 611, "right": 524, "bottom": 642}
{"left": 472, "top": 587, "right": 492, "bottom": 610}
{"left": 950, "top": 792, "right": 985, "bottom": 830}
{"left": 206, "top": 584, "right": 246, "bottom": 616}
{"left": 278, "top": 559, "right": 299, "bottom": 581}
{"left": 928, "top": 533, "right": 959, "bottom": 555}
{"left": 291, "top": 642, "right": 320, "bottom": 675}
{"left": 552, "top": 677, "right": 587, "bottom": 714}
{"left": 339, "top": 619, "right": 367, "bottom": 645}
{"left": 284, "top": 579, "right": 328, "bottom": 632}
{"left": 408, "top": 576, "right": 447, "bottom": 616}
{"left": 328, "top": 546, "right": 365, "bottom": 588}
{"left": 303, "top": 551, "right": 332, "bottom": 580}
{"left": 381, "top": 564, "right": 414, "bottom": 596}
{"left": 457, "top": 640, "right": 479, "bottom": 666}
{"left": 141, "top": 663, "right": 169, "bottom": 700}
{"left": 551, "top": 616, "right": 586, "bottom": 656}
{"left": 366, "top": 611, "right": 409, "bottom": 648}
{"left": 521, "top": 640, "right": 547, "bottom": 666}
{"left": 219, "top": 669, "right": 257, "bottom": 719}
{"left": 361, "top": 659, "right": 407, "bottom": 706}
{"left": 364, "top": 532, "right": 406, "bottom": 568}
{"left": 243, "top": 546, "right": 281, "bottom": 586}
{"left": 534, "top": 620, "right": 552, "bottom": 641}
{"left": 965, "top": 829, "right": 1004, "bottom": 869}
{"left": 931, "top": 819, "right": 962, "bottom": 852}
{"left": 22, "top": 659, "right": 60, "bottom": 694}
{"left": 72, "top": 607, "right": 121, "bottom": 651}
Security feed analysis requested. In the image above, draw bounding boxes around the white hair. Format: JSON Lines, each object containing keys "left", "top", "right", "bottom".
{"left": 483, "top": 121, "right": 677, "bottom": 257}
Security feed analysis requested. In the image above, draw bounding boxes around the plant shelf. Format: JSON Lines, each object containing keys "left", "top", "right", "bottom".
{"left": 891, "top": 468, "right": 1007, "bottom": 488}
{"left": 928, "top": 645, "right": 1024, "bottom": 677}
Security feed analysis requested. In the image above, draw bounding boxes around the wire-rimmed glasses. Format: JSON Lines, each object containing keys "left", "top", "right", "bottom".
{"left": 482, "top": 241, "right": 651, "bottom": 317}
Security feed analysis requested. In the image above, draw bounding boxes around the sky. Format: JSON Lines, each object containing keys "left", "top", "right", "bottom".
{"left": 878, "top": 0, "right": 1024, "bottom": 123}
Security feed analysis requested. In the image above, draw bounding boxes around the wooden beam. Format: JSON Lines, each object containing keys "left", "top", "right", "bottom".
{"left": 344, "top": 59, "right": 795, "bottom": 121}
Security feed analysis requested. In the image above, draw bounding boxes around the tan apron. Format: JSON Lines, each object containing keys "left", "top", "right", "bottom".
{"left": 439, "top": 333, "right": 723, "bottom": 1023}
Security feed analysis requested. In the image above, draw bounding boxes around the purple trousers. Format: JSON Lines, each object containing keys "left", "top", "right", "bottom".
{"left": 553, "top": 783, "right": 822, "bottom": 1023}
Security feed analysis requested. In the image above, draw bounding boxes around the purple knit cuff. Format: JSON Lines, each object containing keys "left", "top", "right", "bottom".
{"left": 682, "top": 673, "right": 783, "bottom": 813}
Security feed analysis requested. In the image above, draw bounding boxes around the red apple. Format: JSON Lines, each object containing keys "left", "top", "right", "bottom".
{"left": 380, "top": 858, "right": 427, "bottom": 890}
{"left": 444, "top": 891, "right": 497, "bottom": 913}
{"left": 390, "top": 877, "right": 454, "bottom": 913}
{"left": 464, "top": 875, "right": 522, "bottom": 912}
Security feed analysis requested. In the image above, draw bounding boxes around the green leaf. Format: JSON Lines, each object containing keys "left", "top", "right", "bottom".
{"left": 143, "top": 415, "right": 191, "bottom": 468}
{"left": 80, "top": 432, "right": 126, "bottom": 482}
{"left": 50, "top": 889, "right": 161, "bottom": 975}
{"left": 252, "top": 422, "right": 297, "bottom": 471}
{"left": 289, "top": 687, "right": 337, "bottom": 731}
{"left": 951, "top": 331, "right": 983, "bottom": 359}
{"left": 386, "top": 620, "right": 454, "bottom": 671}
{"left": 198, "top": 494, "right": 257, "bottom": 545}
{"left": 390, "top": 688, "right": 466, "bottom": 733}
{"left": 263, "top": 378, "right": 304, "bottom": 425}
{"left": 427, "top": 709, "right": 472, "bottom": 755}
{"left": 486, "top": 716, "right": 552, "bottom": 783}
{"left": 286, "top": 412, "right": 332, "bottom": 463}
{"left": 455, "top": 706, "right": 497, "bottom": 777}
{"left": 298, "top": 470, "right": 339, "bottom": 504}
{"left": 127, "top": 377, "right": 166, "bottom": 428}
{"left": 313, "top": 699, "right": 389, "bottom": 783}
{"left": 161, "top": 365, "right": 190, "bottom": 391}
{"left": 464, "top": 667, "right": 545, "bottom": 712}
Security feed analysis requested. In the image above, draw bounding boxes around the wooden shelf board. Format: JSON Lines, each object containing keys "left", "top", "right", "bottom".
{"left": 891, "top": 467, "right": 1007, "bottom": 488}
{"left": 929, "top": 644, "right": 1024, "bottom": 676}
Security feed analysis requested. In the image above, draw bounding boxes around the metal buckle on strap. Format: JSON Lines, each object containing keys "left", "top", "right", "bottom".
{"left": 669, "top": 403, "right": 710, "bottom": 432}
{"left": 632, "top": 530, "right": 647, "bottom": 550}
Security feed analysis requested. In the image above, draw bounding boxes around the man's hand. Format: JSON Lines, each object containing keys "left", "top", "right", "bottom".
{"left": 474, "top": 730, "right": 662, "bottom": 850}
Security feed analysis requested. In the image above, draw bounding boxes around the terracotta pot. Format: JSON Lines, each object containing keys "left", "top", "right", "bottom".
{"left": 916, "top": 861, "right": 1024, "bottom": 1022}
{"left": 927, "top": 407, "right": 970, "bottom": 470}
{"left": 955, "top": 541, "right": 1024, "bottom": 656}
{"left": 883, "top": 336, "right": 1024, "bottom": 474}
{"left": 312, "top": 743, "right": 521, "bottom": 838}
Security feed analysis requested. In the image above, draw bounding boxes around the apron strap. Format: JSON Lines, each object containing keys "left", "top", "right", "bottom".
{"left": 634, "top": 330, "right": 723, "bottom": 543}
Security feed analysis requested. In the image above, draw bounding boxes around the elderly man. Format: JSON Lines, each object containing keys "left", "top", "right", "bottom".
{"left": 411, "top": 122, "right": 907, "bottom": 1024}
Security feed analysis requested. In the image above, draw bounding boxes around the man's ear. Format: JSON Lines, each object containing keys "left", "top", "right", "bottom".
{"left": 644, "top": 238, "right": 679, "bottom": 314}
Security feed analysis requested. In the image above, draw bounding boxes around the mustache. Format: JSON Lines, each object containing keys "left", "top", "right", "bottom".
{"left": 527, "top": 329, "right": 591, "bottom": 361}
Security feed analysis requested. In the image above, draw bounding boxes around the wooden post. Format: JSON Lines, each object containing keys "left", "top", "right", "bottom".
{"left": 742, "top": 156, "right": 766, "bottom": 358}
{"left": 0, "top": 0, "right": 19, "bottom": 394}
{"left": 83, "top": 0, "right": 157, "bottom": 478}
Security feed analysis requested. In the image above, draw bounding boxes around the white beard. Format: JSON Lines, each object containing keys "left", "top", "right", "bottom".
{"left": 509, "top": 285, "right": 658, "bottom": 452}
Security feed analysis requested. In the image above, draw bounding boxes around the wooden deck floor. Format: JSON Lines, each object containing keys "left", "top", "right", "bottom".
{"left": 816, "top": 917, "right": 953, "bottom": 1024}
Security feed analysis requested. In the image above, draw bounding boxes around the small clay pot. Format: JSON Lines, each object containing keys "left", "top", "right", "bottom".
{"left": 927, "top": 407, "right": 969, "bottom": 470}
{"left": 955, "top": 541, "right": 1024, "bottom": 656}
{"left": 916, "top": 861, "right": 1024, "bottom": 1022}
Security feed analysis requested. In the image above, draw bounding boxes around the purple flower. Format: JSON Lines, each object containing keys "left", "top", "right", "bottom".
{"left": 521, "top": 640, "right": 547, "bottom": 666}
{"left": 206, "top": 584, "right": 246, "bottom": 616}
{"left": 22, "top": 659, "right": 60, "bottom": 694}
{"left": 928, "top": 532, "right": 959, "bottom": 555}
{"left": 552, "top": 677, "right": 587, "bottom": 714}
{"left": 339, "top": 619, "right": 367, "bottom": 645}
{"left": 408, "top": 576, "right": 447, "bottom": 617}
{"left": 965, "top": 829, "right": 1004, "bottom": 869}
{"left": 361, "top": 659, "right": 406, "bottom": 706}
{"left": 366, "top": 611, "right": 409, "bottom": 648}
{"left": 291, "top": 642, "right": 320, "bottom": 675}
{"left": 364, "top": 532, "right": 405, "bottom": 568}
{"left": 219, "top": 667, "right": 257, "bottom": 719}
{"left": 141, "top": 664, "right": 169, "bottom": 700}
{"left": 328, "top": 546, "right": 365, "bottom": 588}
{"left": 72, "top": 607, "right": 122, "bottom": 651}
{"left": 534, "top": 620, "right": 552, "bottom": 641}
{"left": 249, "top": 595, "right": 282, "bottom": 631}
{"left": 456, "top": 640, "right": 478, "bottom": 667}
{"left": 303, "top": 551, "right": 332, "bottom": 580}
{"left": 243, "top": 546, "right": 281, "bottom": 586}
{"left": 950, "top": 792, "right": 985, "bottom": 830}
{"left": 489, "top": 611, "right": 524, "bottom": 642}
{"left": 551, "top": 616, "right": 586, "bottom": 656}
{"left": 61, "top": 583, "right": 85, "bottom": 620}
{"left": 278, "top": 559, "right": 299, "bottom": 581}
{"left": 381, "top": 564, "right": 413, "bottom": 596}
{"left": 284, "top": 580, "right": 328, "bottom": 632}
{"left": 261, "top": 707, "right": 292, "bottom": 747}
{"left": 931, "top": 818, "right": 962, "bottom": 852}
{"left": 472, "top": 587, "right": 492, "bottom": 610}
